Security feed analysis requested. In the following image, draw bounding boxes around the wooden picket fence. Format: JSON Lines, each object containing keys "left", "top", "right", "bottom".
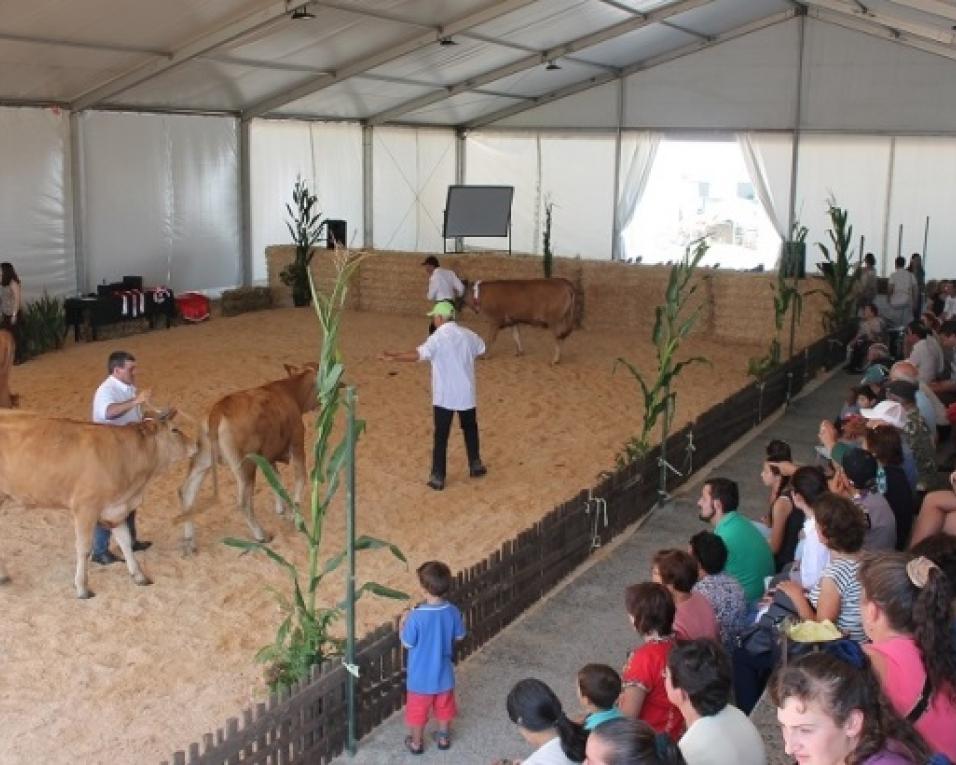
{"left": 162, "top": 328, "right": 850, "bottom": 764}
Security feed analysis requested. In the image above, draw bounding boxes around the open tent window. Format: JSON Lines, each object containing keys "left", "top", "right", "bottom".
{"left": 622, "top": 139, "right": 781, "bottom": 271}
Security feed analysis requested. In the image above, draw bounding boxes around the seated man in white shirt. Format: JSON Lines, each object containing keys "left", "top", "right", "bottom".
{"left": 90, "top": 350, "right": 153, "bottom": 565}
{"left": 422, "top": 256, "right": 464, "bottom": 336}
{"left": 930, "top": 320, "right": 956, "bottom": 406}
{"left": 665, "top": 640, "right": 767, "bottom": 765}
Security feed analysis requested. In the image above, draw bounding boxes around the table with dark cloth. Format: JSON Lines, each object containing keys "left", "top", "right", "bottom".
{"left": 64, "top": 288, "right": 175, "bottom": 341}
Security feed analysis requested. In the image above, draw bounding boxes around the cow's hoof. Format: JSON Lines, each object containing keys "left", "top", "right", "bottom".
{"left": 255, "top": 533, "right": 274, "bottom": 544}
{"left": 0, "top": 574, "right": 11, "bottom": 586}
{"left": 133, "top": 575, "right": 153, "bottom": 587}
{"left": 77, "top": 589, "right": 95, "bottom": 599}
{"left": 181, "top": 539, "right": 197, "bottom": 557}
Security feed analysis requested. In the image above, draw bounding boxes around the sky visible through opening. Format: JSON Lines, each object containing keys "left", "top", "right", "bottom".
{"left": 623, "top": 139, "right": 781, "bottom": 270}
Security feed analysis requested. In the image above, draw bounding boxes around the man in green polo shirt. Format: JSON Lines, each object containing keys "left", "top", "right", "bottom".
{"left": 696, "top": 477, "right": 774, "bottom": 603}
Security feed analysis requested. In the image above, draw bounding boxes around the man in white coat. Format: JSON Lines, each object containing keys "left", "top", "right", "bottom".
{"left": 381, "top": 301, "right": 486, "bottom": 491}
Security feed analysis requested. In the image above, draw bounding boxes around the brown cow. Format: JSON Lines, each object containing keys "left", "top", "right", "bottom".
{"left": 461, "top": 278, "right": 578, "bottom": 364}
{"left": 178, "top": 363, "right": 318, "bottom": 551}
{"left": 0, "top": 411, "right": 193, "bottom": 598}
{"left": 0, "top": 329, "right": 17, "bottom": 408}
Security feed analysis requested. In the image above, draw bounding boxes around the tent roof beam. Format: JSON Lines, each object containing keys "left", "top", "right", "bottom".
{"left": 464, "top": 8, "right": 796, "bottom": 128}
{"left": 365, "top": 0, "right": 712, "bottom": 126}
{"left": 241, "top": 0, "right": 540, "bottom": 120}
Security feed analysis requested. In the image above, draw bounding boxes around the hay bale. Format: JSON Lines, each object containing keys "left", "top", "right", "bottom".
{"left": 220, "top": 286, "right": 274, "bottom": 317}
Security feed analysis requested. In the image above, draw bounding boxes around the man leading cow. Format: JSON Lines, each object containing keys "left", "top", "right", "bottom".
{"left": 381, "top": 301, "right": 486, "bottom": 491}
{"left": 422, "top": 255, "right": 465, "bottom": 336}
{"left": 90, "top": 350, "right": 156, "bottom": 565}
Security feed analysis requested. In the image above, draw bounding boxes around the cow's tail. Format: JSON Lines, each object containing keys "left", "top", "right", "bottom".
{"left": 206, "top": 411, "right": 223, "bottom": 503}
{"left": 171, "top": 416, "right": 221, "bottom": 523}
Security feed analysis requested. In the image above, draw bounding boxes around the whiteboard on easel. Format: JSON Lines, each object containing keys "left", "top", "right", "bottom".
{"left": 443, "top": 185, "right": 514, "bottom": 237}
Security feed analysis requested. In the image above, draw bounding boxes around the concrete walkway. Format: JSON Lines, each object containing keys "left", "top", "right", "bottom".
{"left": 335, "top": 369, "right": 850, "bottom": 764}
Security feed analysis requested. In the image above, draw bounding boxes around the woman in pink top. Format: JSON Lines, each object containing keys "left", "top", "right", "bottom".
{"left": 652, "top": 549, "right": 720, "bottom": 641}
{"left": 860, "top": 552, "right": 956, "bottom": 759}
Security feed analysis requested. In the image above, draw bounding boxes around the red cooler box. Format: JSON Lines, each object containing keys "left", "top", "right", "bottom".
{"left": 176, "top": 292, "right": 211, "bottom": 323}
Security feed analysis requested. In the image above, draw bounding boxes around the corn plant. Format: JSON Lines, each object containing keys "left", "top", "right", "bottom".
{"left": 225, "top": 251, "right": 408, "bottom": 692}
{"left": 812, "top": 199, "right": 860, "bottom": 332}
{"left": 542, "top": 195, "right": 555, "bottom": 279}
{"left": 279, "top": 175, "right": 326, "bottom": 307}
{"left": 747, "top": 267, "right": 803, "bottom": 380}
{"left": 615, "top": 239, "right": 710, "bottom": 466}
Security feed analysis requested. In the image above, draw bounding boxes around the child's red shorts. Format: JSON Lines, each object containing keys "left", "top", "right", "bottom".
{"left": 405, "top": 690, "right": 457, "bottom": 726}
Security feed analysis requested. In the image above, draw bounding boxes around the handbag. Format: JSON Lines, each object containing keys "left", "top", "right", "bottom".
{"left": 737, "top": 590, "right": 800, "bottom": 657}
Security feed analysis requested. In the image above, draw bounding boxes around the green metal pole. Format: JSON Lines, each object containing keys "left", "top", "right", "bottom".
{"left": 345, "top": 385, "right": 357, "bottom": 756}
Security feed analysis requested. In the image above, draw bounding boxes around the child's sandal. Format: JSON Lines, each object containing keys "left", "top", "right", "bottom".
{"left": 404, "top": 736, "right": 424, "bottom": 755}
{"left": 433, "top": 731, "right": 451, "bottom": 751}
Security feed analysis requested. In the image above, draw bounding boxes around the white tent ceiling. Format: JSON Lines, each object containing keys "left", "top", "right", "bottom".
{"left": 3, "top": 0, "right": 955, "bottom": 128}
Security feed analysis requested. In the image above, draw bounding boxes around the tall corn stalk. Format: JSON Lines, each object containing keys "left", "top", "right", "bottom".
{"left": 747, "top": 266, "right": 803, "bottom": 380}
{"left": 813, "top": 199, "right": 860, "bottom": 333}
{"left": 225, "top": 251, "right": 408, "bottom": 692}
{"left": 615, "top": 239, "right": 710, "bottom": 472}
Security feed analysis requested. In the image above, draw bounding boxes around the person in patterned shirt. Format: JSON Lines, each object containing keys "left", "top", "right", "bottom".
{"left": 688, "top": 531, "right": 747, "bottom": 654}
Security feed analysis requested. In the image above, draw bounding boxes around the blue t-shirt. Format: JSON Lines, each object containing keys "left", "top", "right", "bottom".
{"left": 401, "top": 601, "right": 466, "bottom": 694}
{"left": 584, "top": 708, "right": 623, "bottom": 730}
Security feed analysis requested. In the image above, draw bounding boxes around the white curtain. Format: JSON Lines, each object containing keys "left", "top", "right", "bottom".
{"left": 736, "top": 131, "right": 791, "bottom": 242}
{"left": 615, "top": 131, "right": 660, "bottom": 261}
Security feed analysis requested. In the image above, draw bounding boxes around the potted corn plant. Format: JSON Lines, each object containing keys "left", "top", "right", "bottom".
{"left": 279, "top": 176, "right": 326, "bottom": 307}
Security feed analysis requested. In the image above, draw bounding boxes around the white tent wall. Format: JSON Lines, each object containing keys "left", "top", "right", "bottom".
{"left": 0, "top": 107, "right": 75, "bottom": 299}
{"left": 886, "top": 137, "right": 956, "bottom": 282}
{"left": 801, "top": 19, "right": 956, "bottom": 134}
{"left": 793, "top": 134, "right": 890, "bottom": 275}
{"left": 250, "top": 120, "right": 364, "bottom": 283}
{"left": 371, "top": 126, "right": 455, "bottom": 252}
{"left": 464, "top": 130, "right": 615, "bottom": 259}
{"left": 79, "top": 111, "right": 240, "bottom": 294}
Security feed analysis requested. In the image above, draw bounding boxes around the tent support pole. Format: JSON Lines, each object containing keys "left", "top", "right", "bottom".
{"left": 363, "top": 125, "right": 374, "bottom": 248}
{"left": 240, "top": 118, "right": 252, "bottom": 286}
{"left": 611, "top": 77, "right": 625, "bottom": 261}
{"left": 70, "top": 111, "right": 87, "bottom": 293}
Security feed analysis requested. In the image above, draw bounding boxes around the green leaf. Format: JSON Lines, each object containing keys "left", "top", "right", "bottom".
{"left": 223, "top": 538, "right": 296, "bottom": 573}
{"left": 244, "top": 454, "right": 294, "bottom": 510}
{"left": 345, "top": 581, "right": 410, "bottom": 607}
{"left": 355, "top": 535, "right": 408, "bottom": 565}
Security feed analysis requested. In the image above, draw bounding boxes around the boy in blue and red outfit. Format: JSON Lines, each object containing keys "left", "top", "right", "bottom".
{"left": 400, "top": 560, "right": 466, "bottom": 755}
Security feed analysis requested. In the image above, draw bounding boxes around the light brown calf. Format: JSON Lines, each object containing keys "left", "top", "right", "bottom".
{"left": 178, "top": 364, "right": 318, "bottom": 550}
{"left": 0, "top": 411, "right": 193, "bottom": 597}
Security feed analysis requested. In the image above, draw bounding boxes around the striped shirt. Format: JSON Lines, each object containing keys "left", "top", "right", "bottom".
{"left": 808, "top": 557, "right": 865, "bottom": 642}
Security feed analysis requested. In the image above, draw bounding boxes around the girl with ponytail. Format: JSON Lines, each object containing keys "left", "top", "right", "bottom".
{"left": 500, "top": 678, "right": 587, "bottom": 764}
{"left": 860, "top": 552, "right": 956, "bottom": 759}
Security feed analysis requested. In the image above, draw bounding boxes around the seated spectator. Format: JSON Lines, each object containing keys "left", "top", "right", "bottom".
{"left": 790, "top": 466, "right": 833, "bottom": 591}
{"left": 858, "top": 400, "right": 919, "bottom": 491}
{"left": 860, "top": 552, "right": 956, "bottom": 759}
{"left": 689, "top": 532, "right": 747, "bottom": 653}
{"left": 941, "top": 281, "right": 956, "bottom": 321}
{"left": 771, "top": 652, "right": 930, "bottom": 765}
{"left": 696, "top": 478, "right": 775, "bottom": 603}
{"left": 620, "top": 582, "right": 684, "bottom": 740}
{"left": 758, "top": 440, "right": 805, "bottom": 571}
{"left": 831, "top": 446, "right": 897, "bottom": 551}
{"left": 501, "top": 678, "right": 586, "bottom": 765}
{"left": 664, "top": 640, "right": 766, "bottom": 765}
{"left": 577, "top": 664, "right": 624, "bottom": 731}
{"left": 929, "top": 321, "right": 956, "bottom": 405}
{"left": 886, "top": 379, "right": 943, "bottom": 491}
{"left": 909, "top": 470, "right": 956, "bottom": 547}
{"left": 652, "top": 549, "right": 720, "bottom": 642}
{"left": 776, "top": 493, "right": 868, "bottom": 643}
{"left": 585, "top": 718, "right": 686, "bottom": 765}
{"left": 847, "top": 303, "right": 885, "bottom": 372}
{"left": 841, "top": 385, "right": 880, "bottom": 423}
{"left": 863, "top": 425, "right": 915, "bottom": 549}
{"left": 890, "top": 360, "right": 944, "bottom": 436}
{"left": 909, "top": 532, "right": 956, "bottom": 583}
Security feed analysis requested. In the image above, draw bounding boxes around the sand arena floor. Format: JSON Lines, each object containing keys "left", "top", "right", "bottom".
{"left": 0, "top": 307, "right": 762, "bottom": 764}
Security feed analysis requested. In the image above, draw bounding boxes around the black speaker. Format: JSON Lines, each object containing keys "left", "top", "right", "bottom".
{"left": 327, "top": 219, "right": 347, "bottom": 249}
